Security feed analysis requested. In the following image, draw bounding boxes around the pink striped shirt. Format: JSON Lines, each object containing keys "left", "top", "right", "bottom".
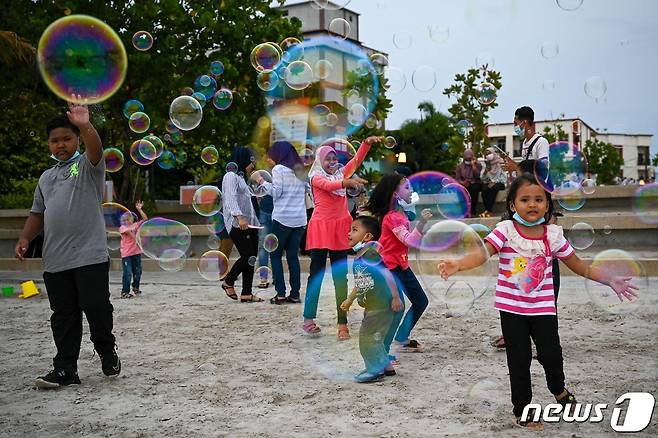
{"left": 484, "top": 220, "right": 574, "bottom": 316}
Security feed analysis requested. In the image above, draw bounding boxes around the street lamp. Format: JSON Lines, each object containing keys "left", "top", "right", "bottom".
{"left": 398, "top": 152, "right": 407, "bottom": 163}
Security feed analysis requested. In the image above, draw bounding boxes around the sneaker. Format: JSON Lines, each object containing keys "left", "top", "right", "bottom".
{"left": 34, "top": 369, "right": 81, "bottom": 389}
{"left": 132, "top": 289, "right": 142, "bottom": 295}
{"left": 120, "top": 292, "right": 134, "bottom": 299}
{"left": 97, "top": 347, "right": 121, "bottom": 376}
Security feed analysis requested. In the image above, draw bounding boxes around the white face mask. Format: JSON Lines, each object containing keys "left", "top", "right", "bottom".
{"left": 485, "top": 153, "right": 495, "bottom": 161}
{"left": 353, "top": 240, "right": 366, "bottom": 252}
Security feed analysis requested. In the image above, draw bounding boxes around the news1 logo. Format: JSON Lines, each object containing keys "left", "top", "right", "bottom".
{"left": 520, "top": 392, "right": 655, "bottom": 432}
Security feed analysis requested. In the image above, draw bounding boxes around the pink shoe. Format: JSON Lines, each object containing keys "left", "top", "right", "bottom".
{"left": 302, "top": 320, "right": 321, "bottom": 334}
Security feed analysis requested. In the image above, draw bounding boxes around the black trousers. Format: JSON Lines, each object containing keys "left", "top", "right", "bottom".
{"left": 42, "top": 261, "right": 115, "bottom": 372}
{"left": 225, "top": 227, "right": 259, "bottom": 295}
{"left": 465, "top": 182, "right": 482, "bottom": 217}
{"left": 553, "top": 258, "right": 560, "bottom": 303}
{"left": 500, "top": 311, "right": 566, "bottom": 418}
{"left": 481, "top": 182, "right": 505, "bottom": 212}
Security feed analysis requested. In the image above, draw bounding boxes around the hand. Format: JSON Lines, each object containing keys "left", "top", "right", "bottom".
{"left": 340, "top": 299, "right": 352, "bottom": 311}
{"left": 391, "top": 297, "right": 403, "bottom": 312}
{"left": 363, "top": 135, "right": 384, "bottom": 145}
{"left": 438, "top": 259, "right": 460, "bottom": 280}
{"left": 250, "top": 172, "right": 265, "bottom": 185}
{"left": 66, "top": 94, "right": 90, "bottom": 127}
{"left": 238, "top": 216, "right": 249, "bottom": 230}
{"left": 461, "top": 180, "right": 470, "bottom": 187}
{"left": 501, "top": 155, "right": 519, "bottom": 173}
{"left": 342, "top": 179, "right": 363, "bottom": 190}
{"left": 488, "top": 182, "right": 495, "bottom": 188}
{"left": 135, "top": 200, "right": 144, "bottom": 210}
{"left": 419, "top": 208, "right": 432, "bottom": 223}
{"left": 608, "top": 276, "right": 639, "bottom": 302}
{"left": 14, "top": 237, "right": 29, "bottom": 261}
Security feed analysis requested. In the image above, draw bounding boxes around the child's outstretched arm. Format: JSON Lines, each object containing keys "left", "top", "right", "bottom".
{"left": 135, "top": 201, "right": 148, "bottom": 220}
{"left": 562, "top": 254, "right": 639, "bottom": 302}
{"left": 438, "top": 242, "right": 496, "bottom": 280}
{"left": 340, "top": 287, "right": 358, "bottom": 311}
{"left": 342, "top": 136, "right": 383, "bottom": 178}
{"left": 67, "top": 95, "right": 102, "bottom": 165}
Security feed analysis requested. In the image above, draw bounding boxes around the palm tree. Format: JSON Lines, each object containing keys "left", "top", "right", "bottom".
{"left": 417, "top": 101, "right": 436, "bottom": 121}
{"left": 0, "top": 30, "right": 36, "bottom": 67}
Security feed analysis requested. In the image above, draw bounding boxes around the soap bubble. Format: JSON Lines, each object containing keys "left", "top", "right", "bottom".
{"left": 169, "top": 95, "right": 203, "bottom": 131}
{"left": 369, "top": 53, "right": 388, "bottom": 76}
{"left": 37, "top": 15, "right": 127, "bottom": 104}
{"left": 384, "top": 136, "right": 397, "bottom": 149}
{"left": 557, "top": 188, "right": 586, "bottom": 211}
{"left": 129, "top": 139, "right": 155, "bottom": 166}
{"left": 169, "top": 131, "right": 183, "bottom": 144}
{"left": 136, "top": 217, "right": 191, "bottom": 261}
{"left": 603, "top": 225, "right": 613, "bottom": 235}
{"left": 201, "top": 146, "right": 219, "bottom": 165}
{"left": 192, "top": 185, "right": 222, "bottom": 217}
{"left": 384, "top": 66, "right": 406, "bottom": 94}
{"left": 534, "top": 142, "right": 588, "bottom": 196}
{"left": 103, "top": 148, "right": 124, "bottom": 172}
{"left": 581, "top": 178, "right": 596, "bottom": 194}
{"left": 428, "top": 25, "right": 450, "bottom": 43}
{"left": 210, "top": 60, "right": 224, "bottom": 76}
{"left": 412, "top": 65, "right": 437, "bottom": 92}
{"left": 328, "top": 18, "right": 350, "bottom": 39}
{"left": 137, "top": 138, "right": 158, "bottom": 160}
{"left": 256, "top": 69, "right": 280, "bottom": 91}
{"left": 199, "top": 75, "right": 212, "bottom": 87}
{"left": 250, "top": 43, "right": 281, "bottom": 71}
{"left": 568, "top": 222, "right": 595, "bottom": 250}
{"left": 156, "top": 150, "right": 176, "bottom": 170}
{"left": 249, "top": 170, "right": 272, "bottom": 198}
{"left": 122, "top": 99, "right": 143, "bottom": 119}
{"left": 158, "top": 248, "right": 186, "bottom": 272}
{"left": 193, "top": 74, "right": 217, "bottom": 100}
{"left": 284, "top": 60, "right": 313, "bottom": 90}
{"left": 393, "top": 32, "right": 412, "bottom": 49}
{"left": 326, "top": 112, "right": 338, "bottom": 127}
{"left": 128, "top": 112, "right": 150, "bottom": 133}
{"left": 102, "top": 202, "right": 133, "bottom": 230}
{"left": 132, "top": 31, "right": 153, "bottom": 51}
{"left": 438, "top": 183, "right": 471, "bottom": 219}
{"left": 192, "top": 91, "right": 207, "bottom": 108}
{"left": 314, "top": 59, "right": 333, "bottom": 80}
{"left": 477, "top": 82, "right": 497, "bottom": 105}
{"left": 197, "top": 250, "right": 229, "bottom": 281}
{"left": 207, "top": 234, "right": 220, "bottom": 250}
{"left": 256, "top": 266, "right": 272, "bottom": 282}
{"left": 107, "top": 231, "right": 121, "bottom": 251}
{"left": 142, "top": 135, "right": 164, "bottom": 158}
{"left": 347, "top": 103, "right": 367, "bottom": 126}
{"left": 225, "top": 162, "right": 238, "bottom": 173}
{"left": 556, "top": 0, "right": 584, "bottom": 11}
{"left": 263, "top": 234, "right": 279, "bottom": 252}
{"left": 469, "top": 223, "right": 492, "bottom": 240}
{"left": 207, "top": 213, "right": 225, "bottom": 236}
{"left": 248, "top": 256, "right": 257, "bottom": 267}
{"left": 180, "top": 86, "right": 194, "bottom": 96}
{"left": 540, "top": 41, "right": 559, "bottom": 59}
{"left": 176, "top": 151, "right": 187, "bottom": 163}
{"left": 212, "top": 88, "right": 233, "bottom": 110}
{"left": 584, "top": 76, "right": 607, "bottom": 99}
{"left": 632, "top": 183, "right": 658, "bottom": 224}
{"left": 165, "top": 119, "right": 179, "bottom": 134}
{"left": 280, "top": 37, "right": 303, "bottom": 64}
{"left": 445, "top": 281, "right": 476, "bottom": 317}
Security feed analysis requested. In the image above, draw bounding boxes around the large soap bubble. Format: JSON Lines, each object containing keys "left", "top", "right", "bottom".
{"left": 169, "top": 95, "right": 203, "bottom": 131}
{"left": 534, "top": 141, "right": 588, "bottom": 196}
{"left": 136, "top": 218, "right": 192, "bottom": 261}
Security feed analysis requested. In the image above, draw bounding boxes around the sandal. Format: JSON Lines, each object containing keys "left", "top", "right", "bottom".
{"left": 286, "top": 296, "right": 301, "bottom": 303}
{"left": 257, "top": 282, "right": 270, "bottom": 289}
{"left": 388, "top": 355, "right": 400, "bottom": 366}
{"left": 270, "top": 296, "right": 287, "bottom": 305}
{"left": 240, "top": 295, "right": 264, "bottom": 303}
{"left": 556, "top": 389, "right": 577, "bottom": 415}
{"left": 221, "top": 284, "right": 238, "bottom": 300}
{"left": 491, "top": 335, "right": 506, "bottom": 349}
{"left": 120, "top": 292, "right": 134, "bottom": 299}
{"left": 515, "top": 417, "right": 543, "bottom": 431}
{"left": 398, "top": 339, "right": 423, "bottom": 352}
{"left": 337, "top": 324, "right": 350, "bottom": 341}
{"left": 302, "top": 320, "right": 321, "bottom": 334}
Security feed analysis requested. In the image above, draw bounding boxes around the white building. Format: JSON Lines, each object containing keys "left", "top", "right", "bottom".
{"left": 486, "top": 118, "right": 654, "bottom": 181}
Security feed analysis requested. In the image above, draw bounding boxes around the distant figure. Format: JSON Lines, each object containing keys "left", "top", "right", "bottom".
{"left": 455, "top": 149, "right": 482, "bottom": 217}
{"left": 480, "top": 147, "right": 507, "bottom": 217}
{"left": 119, "top": 200, "right": 148, "bottom": 298}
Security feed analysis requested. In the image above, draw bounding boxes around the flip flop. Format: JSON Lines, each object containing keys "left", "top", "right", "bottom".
{"left": 221, "top": 284, "right": 238, "bottom": 300}
{"left": 240, "top": 295, "right": 264, "bottom": 303}
{"left": 270, "top": 296, "right": 287, "bottom": 305}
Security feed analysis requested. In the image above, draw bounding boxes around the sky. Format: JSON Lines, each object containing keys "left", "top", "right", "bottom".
{"left": 286, "top": 0, "right": 658, "bottom": 158}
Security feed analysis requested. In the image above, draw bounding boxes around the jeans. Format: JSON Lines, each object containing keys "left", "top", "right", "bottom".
{"left": 43, "top": 261, "right": 115, "bottom": 371}
{"left": 481, "top": 182, "right": 505, "bottom": 212}
{"left": 257, "top": 211, "right": 273, "bottom": 277}
{"left": 500, "top": 311, "right": 565, "bottom": 417}
{"left": 303, "top": 249, "right": 348, "bottom": 324}
{"left": 224, "top": 228, "right": 259, "bottom": 296}
{"left": 391, "top": 267, "right": 428, "bottom": 344}
{"left": 121, "top": 254, "right": 142, "bottom": 293}
{"left": 270, "top": 220, "right": 304, "bottom": 299}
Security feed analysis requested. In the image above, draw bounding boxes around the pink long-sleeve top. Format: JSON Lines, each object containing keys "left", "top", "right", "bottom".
{"left": 305, "top": 141, "right": 371, "bottom": 251}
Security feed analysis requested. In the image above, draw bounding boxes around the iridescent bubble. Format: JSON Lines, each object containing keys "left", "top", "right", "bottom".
{"left": 263, "top": 233, "right": 279, "bottom": 252}
{"left": 192, "top": 91, "right": 207, "bottom": 108}
{"left": 250, "top": 43, "right": 281, "bottom": 71}
{"left": 102, "top": 202, "right": 133, "bottom": 230}
{"left": 176, "top": 151, "right": 187, "bottom": 163}
{"left": 441, "top": 143, "right": 449, "bottom": 151}
{"left": 180, "top": 86, "right": 194, "bottom": 96}
{"left": 284, "top": 60, "right": 313, "bottom": 90}
{"left": 603, "top": 225, "right": 613, "bottom": 235}
{"left": 326, "top": 112, "right": 338, "bottom": 127}
{"left": 384, "top": 136, "right": 397, "bottom": 149}
{"left": 207, "top": 234, "right": 220, "bottom": 250}
{"left": 212, "top": 88, "right": 233, "bottom": 110}
{"left": 300, "top": 148, "right": 315, "bottom": 167}
{"left": 469, "top": 223, "right": 492, "bottom": 240}
{"left": 37, "top": 15, "right": 127, "bottom": 104}
{"left": 165, "top": 119, "right": 179, "bottom": 134}
{"left": 568, "top": 222, "right": 595, "bottom": 250}
{"left": 354, "top": 58, "right": 371, "bottom": 77}
{"left": 585, "top": 249, "right": 647, "bottom": 314}
{"left": 540, "top": 41, "right": 559, "bottom": 59}
{"left": 314, "top": 59, "right": 333, "bottom": 80}
{"left": 210, "top": 60, "right": 224, "bottom": 76}
{"left": 428, "top": 25, "right": 450, "bottom": 43}
{"left": 142, "top": 134, "right": 164, "bottom": 158}
{"left": 584, "top": 76, "right": 607, "bottom": 99}
{"left": 225, "top": 162, "right": 238, "bottom": 173}
{"left": 347, "top": 103, "right": 367, "bottom": 126}
{"left": 193, "top": 74, "right": 217, "bottom": 100}
{"left": 107, "top": 231, "right": 121, "bottom": 251}
{"left": 199, "top": 75, "right": 212, "bottom": 87}
{"left": 128, "top": 111, "right": 150, "bottom": 133}
{"left": 158, "top": 248, "right": 186, "bottom": 272}
{"left": 138, "top": 138, "right": 158, "bottom": 160}
{"left": 346, "top": 89, "right": 360, "bottom": 103}
{"left": 207, "top": 213, "right": 225, "bottom": 235}
{"left": 256, "top": 265, "right": 272, "bottom": 282}
{"left": 249, "top": 170, "right": 272, "bottom": 198}
{"left": 280, "top": 37, "right": 303, "bottom": 64}
{"left": 197, "top": 250, "right": 229, "bottom": 281}
{"left": 321, "top": 138, "right": 356, "bottom": 167}
{"left": 557, "top": 188, "right": 586, "bottom": 211}
{"left": 534, "top": 142, "right": 588, "bottom": 195}
{"left": 156, "top": 150, "right": 175, "bottom": 170}
{"left": 633, "top": 183, "right": 658, "bottom": 224}
{"left": 412, "top": 65, "right": 437, "bottom": 92}
{"left": 393, "top": 32, "right": 412, "bottom": 49}
{"left": 477, "top": 82, "right": 497, "bottom": 105}
{"left": 310, "top": 104, "right": 330, "bottom": 126}
{"left": 438, "top": 183, "right": 471, "bottom": 219}
{"left": 132, "top": 31, "right": 153, "bottom": 51}
{"left": 201, "top": 146, "right": 219, "bottom": 165}
{"left": 129, "top": 139, "right": 155, "bottom": 165}
{"left": 556, "top": 0, "right": 583, "bottom": 11}
{"left": 256, "top": 69, "right": 280, "bottom": 91}
{"left": 169, "top": 95, "right": 203, "bottom": 131}
{"left": 328, "top": 18, "right": 350, "bottom": 39}
{"left": 365, "top": 115, "right": 378, "bottom": 129}
{"left": 192, "top": 185, "right": 222, "bottom": 217}
{"left": 581, "top": 178, "right": 596, "bottom": 194}
{"left": 248, "top": 256, "right": 257, "bottom": 267}
{"left": 169, "top": 131, "right": 183, "bottom": 144}
{"left": 384, "top": 66, "right": 406, "bottom": 94}
{"left": 122, "top": 99, "right": 143, "bottom": 119}
{"left": 456, "top": 119, "right": 470, "bottom": 136}
{"left": 369, "top": 53, "right": 388, "bottom": 76}
{"left": 359, "top": 241, "right": 384, "bottom": 266}
{"left": 445, "top": 280, "right": 475, "bottom": 317}
{"left": 103, "top": 147, "right": 124, "bottom": 172}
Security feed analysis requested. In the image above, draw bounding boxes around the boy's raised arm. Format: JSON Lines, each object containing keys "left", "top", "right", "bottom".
{"left": 67, "top": 95, "right": 102, "bottom": 165}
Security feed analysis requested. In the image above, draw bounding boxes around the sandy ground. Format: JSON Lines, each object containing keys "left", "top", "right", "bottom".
{"left": 0, "top": 269, "right": 657, "bottom": 438}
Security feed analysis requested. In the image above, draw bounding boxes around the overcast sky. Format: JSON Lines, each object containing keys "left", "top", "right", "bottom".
{"left": 287, "top": 0, "right": 658, "bottom": 157}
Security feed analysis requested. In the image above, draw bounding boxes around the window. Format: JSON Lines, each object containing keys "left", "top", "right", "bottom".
{"left": 513, "top": 138, "right": 522, "bottom": 157}
{"left": 282, "top": 10, "right": 288, "bottom": 16}
{"left": 497, "top": 138, "right": 506, "bottom": 152}
{"left": 349, "top": 15, "right": 353, "bottom": 21}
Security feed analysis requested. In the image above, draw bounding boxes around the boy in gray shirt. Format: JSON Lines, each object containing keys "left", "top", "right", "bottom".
{"left": 15, "top": 99, "right": 120, "bottom": 388}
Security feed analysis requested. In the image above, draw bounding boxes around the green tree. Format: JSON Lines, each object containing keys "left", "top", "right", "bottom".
{"left": 584, "top": 137, "right": 624, "bottom": 185}
{"left": 442, "top": 67, "right": 502, "bottom": 155}
{"left": 391, "top": 101, "right": 460, "bottom": 175}
{"left": 541, "top": 123, "right": 568, "bottom": 143}
{"left": 652, "top": 153, "right": 658, "bottom": 167}
{"left": 0, "top": 0, "right": 300, "bottom": 208}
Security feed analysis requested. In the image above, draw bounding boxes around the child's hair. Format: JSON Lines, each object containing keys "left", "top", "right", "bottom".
{"left": 505, "top": 173, "right": 554, "bottom": 222}
{"left": 46, "top": 115, "right": 80, "bottom": 137}
{"left": 353, "top": 215, "right": 381, "bottom": 241}
{"left": 364, "top": 173, "right": 404, "bottom": 220}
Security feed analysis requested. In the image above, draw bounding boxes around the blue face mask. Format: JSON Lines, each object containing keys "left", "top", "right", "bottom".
{"left": 51, "top": 150, "right": 80, "bottom": 164}
{"left": 514, "top": 125, "right": 524, "bottom": 136}
{"left": 513, "top": 212, "right": 545, "bottom": 227}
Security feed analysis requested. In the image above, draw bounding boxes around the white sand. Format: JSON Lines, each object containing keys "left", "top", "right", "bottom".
{"left": 0, "top": 271, "right": 656, "bottom": 437}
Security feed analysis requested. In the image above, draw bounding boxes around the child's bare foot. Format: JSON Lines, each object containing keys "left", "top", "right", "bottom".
{"left": 337, "top": 324, "right": 350, "bottom": 340}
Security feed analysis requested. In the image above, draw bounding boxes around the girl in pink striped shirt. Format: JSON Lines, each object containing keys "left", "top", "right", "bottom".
{"left": 438, "top": 174, "right": 638, "bottom": 430}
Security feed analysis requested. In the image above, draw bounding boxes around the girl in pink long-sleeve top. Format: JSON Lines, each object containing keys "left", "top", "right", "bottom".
{"left": 302, "top": 136, "right": 382, "bottom": 339}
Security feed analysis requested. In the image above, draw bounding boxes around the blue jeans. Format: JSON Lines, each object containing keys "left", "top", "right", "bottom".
{"left": 303, "top": 249, "right": 348, "bottom": 323}
{"left": 121, "top": 254, "right": 142, "bottom": 293}
{"left": 391, "top": 267, "right": 428, "bottom": 344}
{"left": 257, "top": 211, "right": 273, "bottom": 276}
{"left": 270, "top": 220, "right": 304, "bottom": 299}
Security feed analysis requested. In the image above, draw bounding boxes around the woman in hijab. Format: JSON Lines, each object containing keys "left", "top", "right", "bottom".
{"left": 455, "top": 148, "right": 483, "bottom": 217}
{"left": 301, "top": 136, "right": 380, "bottom": 338}
{"left": 253, "top": 141, "right": 307, "bottom": 304}
{"left": 221, "top": 146, "right": 262, "bottom": 302}
{"left": 480, "top": 147, "right": 508, "bottom": 217}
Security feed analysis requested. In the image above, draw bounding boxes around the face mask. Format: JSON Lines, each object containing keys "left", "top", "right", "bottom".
{"left": 513, "top": 211, "right": 545, "bottom": 227}
{"left": 514, "top": 125, "right": 524, "bottom": 136}
{"left": 353, "top": 240, "right": 366, "bottom": 252}
{"left": 50, "top": 150, "right": 80, "bottom": 164}
{"left": 485, "top": 153, "right": 495, "bottom": 161}
{"left": 398, "top": 192, "right": 419, "bottom": 221}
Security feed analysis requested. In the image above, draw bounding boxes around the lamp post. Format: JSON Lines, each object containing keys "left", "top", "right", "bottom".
{"left": 398, "top": 152, "right": 407, "bottom": 163}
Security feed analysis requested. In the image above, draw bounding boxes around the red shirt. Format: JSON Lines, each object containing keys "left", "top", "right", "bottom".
{"left": 379, "top": 210, "right": 417, "bottom": 270}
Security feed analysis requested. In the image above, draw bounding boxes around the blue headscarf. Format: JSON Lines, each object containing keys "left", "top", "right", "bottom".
{"left": 267, "top": 141, "right": 303, "bottom": 170}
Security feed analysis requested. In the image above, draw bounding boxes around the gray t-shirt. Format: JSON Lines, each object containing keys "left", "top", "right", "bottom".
{"left": 31, "top": 153, "right": 108, "bottom": 273}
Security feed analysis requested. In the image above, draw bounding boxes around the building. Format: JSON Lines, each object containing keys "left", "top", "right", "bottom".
{"left": 486, "top": 118, "right": 654, "bottom": 181}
